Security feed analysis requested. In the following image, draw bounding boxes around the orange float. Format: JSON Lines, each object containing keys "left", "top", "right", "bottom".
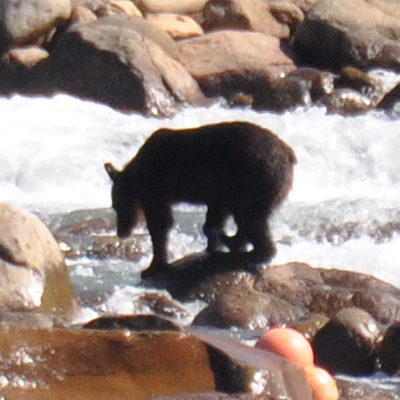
{"left": 304, "top": 366, "right": 339, "bottom": 400}
{"left": 256, "top": 327, "right": 314, "bottom": 369}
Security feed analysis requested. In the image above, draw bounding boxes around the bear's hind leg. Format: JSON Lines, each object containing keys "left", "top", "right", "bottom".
{"left": 234, "top": 210, "right": 276, "bottom": 264}
{"left": 204, "top": 205, "right": 229, "bottom": 253}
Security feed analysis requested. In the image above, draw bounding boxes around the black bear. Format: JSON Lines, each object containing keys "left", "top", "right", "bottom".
{"left": 105, "top": 121, "right": 296, "bottom": 276}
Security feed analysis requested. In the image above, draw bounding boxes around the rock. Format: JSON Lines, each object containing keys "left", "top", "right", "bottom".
{"left": 109, "top": 0, "right": 142, "bottom": 16}
{"left": 0, "top": 0, "right": 72, "bottom": 51}
{"left": 49, "top": 15, "right": 207, "bottom": 116}
{"left": 293, "top": 0, "right": 400, "bottom": 71}
{"left": 70, "top": 5, "right": 98, "bottom": 23}
{"left": 287, "top": 67, "right": 335, "bottom": 102}
{"left": 0, "top": 203, "right": 78, "bottom": 319}
{"left": 312, "top": 307, "right": 381, "bottom": 376}
{"left": 335, "top": 66, "right": 385, "bottom": 104}
{"left": 193, "top": 273, "right": 305, "bottom": 330}
{"left": 191, "top": 327, "right": 312, "bottom": 400}
{"left": 146, "top": 13, "right": 204, "bottom": 39}
{"left": 324, "top": 89, "right": 373, "bottom": 116}
{"left": 378, "top": 323, "right": 400, "bottom": 375}
{"left": 177, "top": 30, "right": 296, "bottom": 101}
{"left": 202, "top": 0, "right": 303, "bottom": 39}
{"left": 376, "top": 82, "right": 400, "bottom": 112}
{"left": 137, "top": 0, "right": 208, "bottom": 15}
{"left": 84, "top": 314, "right": 181, "bottom": 331}
{"left": 0, "top": 326, "right": 215, "bottom": 399}
{"left": 337, "top": 377, "right": 399, "bottom": 400}
{"left": 254, "top": 263, "right": 400, "bottom": 325}
{"left": 5, "top": 46, "right": 49, "bottom": 69}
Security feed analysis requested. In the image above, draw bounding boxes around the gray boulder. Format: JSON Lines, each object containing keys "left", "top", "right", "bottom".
{"left": 293, "top": 0, "right": 400, "bottom": 71}
{"left": 0, "top": 0, "right": 72, "bottom": 51}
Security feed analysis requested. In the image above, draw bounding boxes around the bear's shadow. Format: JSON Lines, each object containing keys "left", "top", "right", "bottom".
{"left": 140, "top": 251, "right": 262, "bottom": 298}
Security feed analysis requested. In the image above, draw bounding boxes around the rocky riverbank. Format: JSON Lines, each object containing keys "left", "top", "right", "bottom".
{"left": 1, "top": 204, "right": 400, "bottom": 399}
{"left": 1, "top": 0, "right": 400, "bottom": 116}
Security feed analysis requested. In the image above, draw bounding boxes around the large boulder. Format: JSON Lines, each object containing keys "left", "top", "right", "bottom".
{"left": 293, "top": 0, "right": 400, "bottom": 71}
{"left": 0, "top": 203, "right": 78, "bottom": 319}
{"left": 0, "top": 0, "right": 72, "bottom": 51}
{"left": 48, "top": 15, "right": 208, "bottom": 116}
{"left": 177, "top": 30, "right": 296, "bottom": 102}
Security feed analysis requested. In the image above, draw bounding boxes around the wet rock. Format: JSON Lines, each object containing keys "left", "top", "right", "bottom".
{"left": 254, "top": 263, "right": 400, "bottom": 325}
{"left": 293, "top": 0, "right": 400, "bottom": 71}
{"left": 48, "top": 15, "right": 207, "bottom": 116}
{"left": 84, "top": 314, "right": 181, "bottom": 331}
{"left": 146, "top": 13, "right": 204, "bottom": 39}
{"left": 337, "top": 376, "right": 399, "bottom": 400}
{"left": 193, "top": 273, "right": 305, "bottom": 330}
{"left": 202, "top": 0, "right": 303, "bottom": 39}
{"left": 312, "top": 308, "right": 381, "bottom": 376}
{"left": 0, "top": 203, "right": 79, "bottom": 319}
{"left": 291, "top": 313, "right": 330, "bottom": 341}
{"left": 191, "top": 327, "right": 312, "bottom": 400}
{"left": 335, "top": 66, "right": 385, "bottom": 104}
{"left": 0, "top": 326, "right": 215, "bottom": 399}
{"left": 378, "top": 323, "right": 400, "bottom": 375}
{"left": 324, "top": 89, "right": 373, "bottom": 116}
{"left": 177, "top": 30, "right": 296, "bottom": 102}
{"left": 287, "top": 67, "right": 335, "bottom": 103}
{"left": 376, "top": 82, "right": 400, "bottom": 113}
{"left": 0, "top": 0, "right": 72, "bottom": 52}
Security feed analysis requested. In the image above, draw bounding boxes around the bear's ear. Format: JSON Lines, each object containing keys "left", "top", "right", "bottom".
{"left": 104, "top": 162, "right": 120, "bottom": 182}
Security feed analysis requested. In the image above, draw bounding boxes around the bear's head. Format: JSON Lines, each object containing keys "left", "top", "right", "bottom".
{"left": 105, "top": 162, "right": 140, "bottom": 239}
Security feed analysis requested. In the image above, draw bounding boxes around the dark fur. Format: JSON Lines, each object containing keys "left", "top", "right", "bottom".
{"left": 105, "top": 121, "right": 296, "bottom": 276}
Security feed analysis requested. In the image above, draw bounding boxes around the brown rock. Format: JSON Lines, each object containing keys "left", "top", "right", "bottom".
{"left": 137, "top": 0, "right": 208, "bottom": 15}
{"left": 5, "top": 46, "right": 49, "bottom": 69}
{"left": 203, "top": 0, "right": 303, "bottom": 39}
{"left": 194, "top": 274, "right": 305, "bottom": 329}
{"left": 0, "top": 203, "right": 78, "bottom": 319}
{"left": 146, "top": 13, "right": 204, "bottom": 39}
{"left": 70, "top": 5, "right": 98, "bottom": 23}
{"left": 293, "top": 0, "right": 400, "bottom": 71}
{"left": 49, "top": 15, "right": 207, "bottom": 116}
{"left": 0, "top": 327, "right": 215, "bottom": 399}
{"left": 109, "top": 0, "right": 143, "bottom": 16}
{"left": 177, "top": 30, "right": 296, "bottom": 100}
{"left": 312, "top": 307, "right": 381, "bottom": 376}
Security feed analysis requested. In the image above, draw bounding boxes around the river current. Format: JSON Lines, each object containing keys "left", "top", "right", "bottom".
{"left": 1, "top": 69, "right": 400, "bottom": 323}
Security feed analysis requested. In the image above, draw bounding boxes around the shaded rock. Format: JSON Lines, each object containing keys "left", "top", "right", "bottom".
{"left": 376, "top": 82, "right": 400, "bottom": 112}
{"left": 293, "top": 0, "right": 400, "bottom": 71}
{"left": 312, "top": 307, "right": 381, "bottom": 376}
{"left": 146, "top": 13, "right": 204, "bottom": 39}
{"left": 0, "top": 0, "right": 72, "bottom": 52}
{"left": 291, "top": 313, "right": 330, "bottom": 341}
{"left": 203, "top": 0, "right": 303, "bottom": 39}
{"left": 193, "top": 274, "right": 305, "bottom": 330}
{"left": 378, "top": 323, "right": 400, "bottom": 375}
{"left": 287, "top": 67, "right": 335, "bottom": 103}
{"left": 49, "top": 15, "right": 207, "bottom": 116}
{"left": 137, "top": 0, "right": 208, "bottom": 15}
{"left": 0, "top": 326, "right": 215, "bottom": 399}
{"left": 177, "top": 30, "right": 296, "bottom": 102}
{"left": 84, "top": 314, "right": 181, "bottom": 331}
{"left": 0, "top": 203, "right": 79, "bottom": 319}
{"left": 191, "top": 327, "right": 312, "bottom": 400}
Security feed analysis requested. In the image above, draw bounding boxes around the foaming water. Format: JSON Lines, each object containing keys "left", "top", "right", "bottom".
{"left": 1, "top": 82, "right": 400, "bottom": 289}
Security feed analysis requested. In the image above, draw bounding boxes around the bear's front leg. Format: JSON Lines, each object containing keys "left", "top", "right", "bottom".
{"left": 203, "top": 205, "right": 230, "bottom": 253}
{"left": 141, "top": 203, "right": 173, "bottom": 279}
